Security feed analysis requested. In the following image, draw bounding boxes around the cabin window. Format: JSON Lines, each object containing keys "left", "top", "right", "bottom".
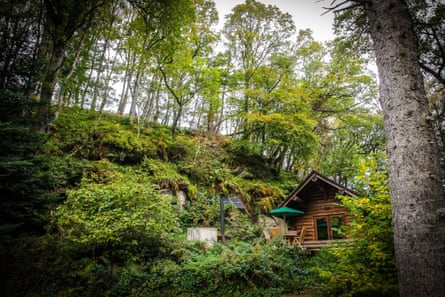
{"left": 331, "top": 216, "right": 344, "bottom": 239}
{"left": 315, "top": 216, "right": 344, "bottom": 240}
{"left": 316, "top": 217, "right": 329, "bottom": 240}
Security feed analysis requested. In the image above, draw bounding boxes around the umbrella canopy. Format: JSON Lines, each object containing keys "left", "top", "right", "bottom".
{"left": 269, "top": 206, "right": 304, "bottom": 217}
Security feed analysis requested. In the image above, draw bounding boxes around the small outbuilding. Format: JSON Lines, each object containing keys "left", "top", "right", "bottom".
{"left": 273, "top": 171, "right": 357, "bottom": 251}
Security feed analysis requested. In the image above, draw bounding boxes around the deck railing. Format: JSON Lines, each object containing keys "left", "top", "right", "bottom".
{"left": 302, "top": 239, "right": 353, "bottom": 251}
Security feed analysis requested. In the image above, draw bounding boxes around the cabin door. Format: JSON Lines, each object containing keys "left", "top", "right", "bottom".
{"left": 315, "top": 216, "right": 344, "bottom": 240}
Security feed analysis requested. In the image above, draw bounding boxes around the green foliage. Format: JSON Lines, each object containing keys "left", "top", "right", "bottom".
{"left": 245, "top": 111, "right": 318, "bottom": 172}
{"left": 226, "top": 139, "right": 276, "bottom": 178}
{"left": 148, "top": 241, "right": 305, "bottom": 297}
{"left": 0, "top": 91, "right": 63, "bottom": 294}
{"left": 179, "top": 192, "right": 220, "bottom": 227}
{"left": 241, "top": 180, "right": 286, "bottom": 213}
{"left": 1, "top": 100, "right": 394, "bottom": 297}
{"left": 292, "top": 34, "right": 382, "bottom": 181}
{"left": 56, "top": 159, "right": 180, "bottom": 250}
{"left": 101, "top": 127, "right": 160, "bottom": 163}
{"left": 316, "top": 113, "right": 386, "bottom": 183}
{"left": 223, "top": 207, "right": 262, "bottom": 242}
{"left": 4, "top": 160, "right": 185, "bottom": 296}
{"left": 0, "top": 91, "right": 56, "bottom": 236}
{"left": 179, "top": 158, "right": 228, "bottom": 187}
{"left": 307, "top": 155, "right": 398, "bottom": 297}
{"left": 43, "top": 156, "right": 95, "bottom": 190}
{"left": 175, "top": 136, "right": 231, "bottom": 188}
{"left": 0, "top": 0, "right": 403, "bottom": 295}
{"left": 59, "top": 240, "right": 305, "bottom": 297}
{"left": 49, "top": 108, "right": 172, "bottom": 163}
{"left": 141, "top": 158, "right": 193, "bottom": 194}
{"left": 47, "top": 107, "right": 97, "bottom": 155}
{"left": 166, "top": 135, "right": 197, "bottom": 162}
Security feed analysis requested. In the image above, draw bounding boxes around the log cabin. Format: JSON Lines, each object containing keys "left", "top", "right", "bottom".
{"left": 275, "top": 171, "right": 357, "bottom": 251}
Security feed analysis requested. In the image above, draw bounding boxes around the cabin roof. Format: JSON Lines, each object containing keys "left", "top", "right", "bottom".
{"left": 279, "top": 170, "right": 358, "bottom": 208}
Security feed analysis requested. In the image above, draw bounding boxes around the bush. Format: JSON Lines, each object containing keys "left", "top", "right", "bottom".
{"left": 56, "top": 160, "right": 181, "bottom": 255}
{"left": 91, "top": 240, "right": 306, "bottom": 297}
{"left": 166, "top": 241, "right": 305, "bottom": 296}
{"left": 225, "top": 140, "right": 274, "bottom": 178}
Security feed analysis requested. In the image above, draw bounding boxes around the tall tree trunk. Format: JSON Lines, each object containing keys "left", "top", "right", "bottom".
{"left": 365, "top": 1, "right": 445, "bottom": 296}
{"left": 90, "top": 39, "right": 109, "bottom": 111}
{"left": 145, "top": 75, "right": 162, "bottom": 122}
{"left": 142, "top": 75, "right": 162, "bottom": 121}
{"left": 99, "top": 51, "right": 116, "bottom": 113}
{"left": 129, "top": 69, "right": 142, "bottom": 123}
{"left": 54, "top": 31, "right": 88, "bottom": 120}
{"left": 33, "top": 0, "right": 106, "bottom": 131}
{"left": 117, "top": 56, "right": 131, "bottom": 115}
{"left": 171, "top": 103, "right": 183, "bottom": 141}
{"left": 35, "top": 44, "right": 65, "bottom": 132}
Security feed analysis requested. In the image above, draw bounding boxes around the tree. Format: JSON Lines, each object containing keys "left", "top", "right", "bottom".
{"left": 154, "top": 0, "right": 218, "bottom": 139}
{"left": 0, "top": 2, "right": 40, "bottom": 93}
{"left": 328, "top": 0, "right": 445, "bottom": 295}
{"left": 412, "top": 1, "right": 445, "bottom": 87}
{"left": 0, "top": 91, "right": 54, "bottom": 237}
{"left": 242, "top": 55, "right": 319, "bottom": 175}
{"left": 33, "top": 0, "right": 109, "bottom": 131}
{"left": 411, "top": 1, "right": 445, "bottom": 176}
{"left": 2, "top": 0, "right": 195, "bottom": 131}
{"left": 364, "top": 1, "right": 445, "bottom": 295}
{"left": 56, "top": 161, "right": 180, "bottom": 253}
{"left": 223, "top": 0, "right": 295, "bottom": 137}
{"left": 292, "top": 30, "right": 381, "bottom": 181}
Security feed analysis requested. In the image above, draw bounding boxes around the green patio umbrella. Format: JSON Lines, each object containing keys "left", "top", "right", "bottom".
{"left": 269, "top": 206, "right": 304, "bottom": 217}
{"left": 269, "top": 206, "right": 304, "bottom": 232}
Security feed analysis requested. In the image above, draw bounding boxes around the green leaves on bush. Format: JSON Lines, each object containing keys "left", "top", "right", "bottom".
{"left": 144, "top": 241, "right": 306, "bottom": 297}
{"left": 56, "top": 160, "right": 181, "bottom": 255}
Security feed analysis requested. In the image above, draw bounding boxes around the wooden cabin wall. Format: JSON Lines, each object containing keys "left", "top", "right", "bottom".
{"left": 289, "top": 186, "right": 352, "bottom": 241}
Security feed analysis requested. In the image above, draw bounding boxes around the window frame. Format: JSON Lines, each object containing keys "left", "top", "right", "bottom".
{"left": 314, "top": 215, "right": 344, "bottom": 240}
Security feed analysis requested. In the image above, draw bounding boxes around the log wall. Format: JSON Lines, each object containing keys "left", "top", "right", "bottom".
{"left": 288, "top": 185, "right": 352, "bottom": 241}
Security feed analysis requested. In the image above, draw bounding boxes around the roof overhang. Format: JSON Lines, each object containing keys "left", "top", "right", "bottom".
{"left": 279, "top": 170, "right": 358, "bottom": 207}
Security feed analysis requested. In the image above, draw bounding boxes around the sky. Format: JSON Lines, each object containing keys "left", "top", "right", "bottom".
{"left": 213, "top": 0, "right": 335, "bottom": 42}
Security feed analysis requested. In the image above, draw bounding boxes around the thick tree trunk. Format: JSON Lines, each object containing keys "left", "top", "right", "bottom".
{"left": 365, "top": 0, "right": 445, "bottom": 296}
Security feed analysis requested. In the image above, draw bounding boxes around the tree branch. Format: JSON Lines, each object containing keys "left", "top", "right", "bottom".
{"left": 430, "top": 27, "right": 445, "bottom": 80}
{"left": 420, "top": 63, "right": 445, "bottom": 86}
{"left": 319, "top": 0, "right": 370, "bottom": 15}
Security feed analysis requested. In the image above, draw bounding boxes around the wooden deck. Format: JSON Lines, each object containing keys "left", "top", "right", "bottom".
{"left": 301, "top": 239, "right": 353, "bottom": 252}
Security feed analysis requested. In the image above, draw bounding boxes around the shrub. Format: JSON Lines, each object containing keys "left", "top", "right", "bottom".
{"left": 56, "top": 160, "right": 181, "bottom": 254}
{"left": 167, "top": 241, "right": 306, "bottom": 296}
{"left": 225, "top": 139, "right": 274, "bottom": 178}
